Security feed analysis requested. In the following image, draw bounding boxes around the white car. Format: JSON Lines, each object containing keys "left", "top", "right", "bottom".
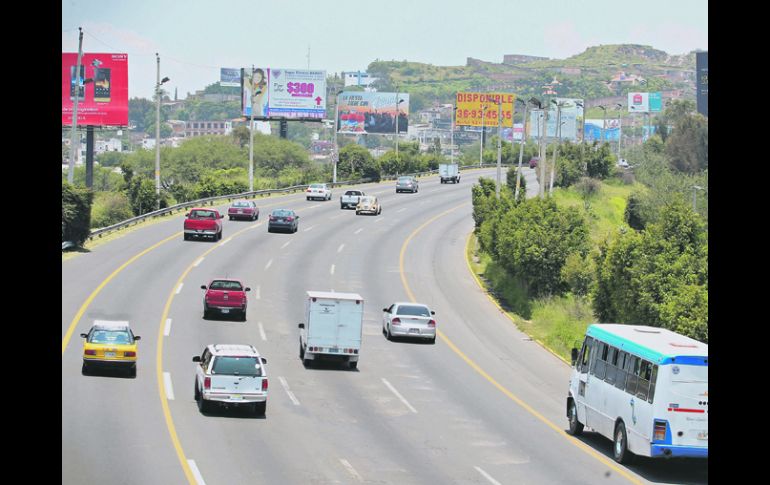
{"left": 192, "top": 344, "right": 268, "bottom": 416}
{"left": 617, "top": 158, "right": 630, "bottom": 169}
{"left": 382, "top": 302, "right": 436, "bottom": 343}
{"left": 306, "top": 183, "right": 332, "bottom": 201}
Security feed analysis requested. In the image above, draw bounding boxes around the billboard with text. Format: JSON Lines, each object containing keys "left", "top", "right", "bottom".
{"left": 455, "top": 92, "right": 515, "bottom": 127}
{"left": 62, "top": 53, "right": 129, "bottom": 126}
{"left": 696, "top": 52, "right": 708, "bottom": 117}
{"left": 241, "top": 68, "right": 327, "bottom": 120}
{"left": 336, "top": 92, "right": 410, "bottom": 134}
{"left": 628, "top": 92, "right": 662, "bottom": 113}
{"left": 220, "top": 68, "right": 240, "bottom": 87}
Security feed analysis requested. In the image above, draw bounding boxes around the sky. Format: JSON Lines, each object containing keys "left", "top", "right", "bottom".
{"left": 62, "top": 0, "right": 708, "bottom": 100}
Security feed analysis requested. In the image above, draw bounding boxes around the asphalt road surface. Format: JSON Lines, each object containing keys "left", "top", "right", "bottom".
{"left": 62, "top": 168, "right": 707, "bottom": 484}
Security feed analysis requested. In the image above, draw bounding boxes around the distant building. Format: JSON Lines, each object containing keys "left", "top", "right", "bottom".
{"left": 503, "top": 54, "right": 549, "bottom": 64}
{"left": 185, "top": 120, "right": 232, "bottom": 137}
{"left": 343, "top": 71, "right": 378, "bottom": 88}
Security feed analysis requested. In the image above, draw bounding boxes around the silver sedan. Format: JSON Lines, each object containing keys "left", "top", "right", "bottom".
{"left": 382, "top": 302, "right": 436, "bottom": 343}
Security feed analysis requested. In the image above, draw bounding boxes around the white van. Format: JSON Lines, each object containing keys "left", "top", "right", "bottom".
{"left": 298, "top": 291, "right": 364, "bottom": 369}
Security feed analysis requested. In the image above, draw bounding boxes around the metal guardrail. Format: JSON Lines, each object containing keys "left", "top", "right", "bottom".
{"left": 83, "top": 164, "right": 511, "bottom": 242}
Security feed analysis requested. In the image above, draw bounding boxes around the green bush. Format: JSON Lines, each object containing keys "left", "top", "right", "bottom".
{"left": 91, "top": 192, "right": 134, "bottom": 228}
{"left": 62, "top": 181, "right": 93, "bottom": 245}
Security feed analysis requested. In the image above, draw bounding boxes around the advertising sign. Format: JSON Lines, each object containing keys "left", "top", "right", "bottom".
{"left": 501, "top": 123, "right": 524, "bottom": 142}
{"left": 336, "top": 92, "right": 410, "bottom": 134}
{"left": 584, "top": 119, "right": 619, "bottom": 142}
{"left": 62, "top": 53, "right": 129, "bottom": 126}
{"left": 696, "top": 52, "right": 708, "bottom": 117}
{"left": 220, "top": 68, "right": 241, "bottom": 87}
{"left": 528, "top": 108, "right": 578, "bottom": 140}
{"left": 242, "top": 68, "right": 327, "bottom": 120}
{"left": 649, "top": 92, "right": 662, "bottom": 112}
{"left": 628, "top": 92, "right": 650, "bottom": 113}
{"left": 455, "top": 92, "right": 515, "bottom": 127}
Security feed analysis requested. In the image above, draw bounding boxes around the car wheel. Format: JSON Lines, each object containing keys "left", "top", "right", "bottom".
{"left": 128, "top": 364, "right": 137, "bottom": 378}
{"left": 356, "top": 210, "right": 360, "bottom": 215}
{"left": 241, "top": 310, "right": 247, "bottom": 321}
{"left": 341, "top": 203, "right": 345, "bottom": 209}
{"left": 429, "top": 336, "right": 436, "bottom": 344}
{"left": 567, "top": 399, "right": 584, "bottom": 436}
{"left": 194, "top": 380, "right": 200, "bottom": 401}
{"left": 197, "top": 389, "right": 211, "bottom": 413}
{"left": 254, "top": 401, "right": 266, "bottom": 416}
{"left": 183, "top": 233, "right": 189, "bottom": 241}
{"left": 613, "top": 422, "right": 633, "bottom": 464}
{"left": 255, "top": 212, "right": 259, "bottom": 221}
{"left": 229, "top": 216, "right": 233, "bottom": 221}
{"left": 299, "top": 341, "right": 305, "bottom": 359}
{"left": 386, "top": 324, "right": 392, "bottom": 341}
{"left": 303, "top": 357, "right": 312, "bottom": 368}
{"left": 218, "top": 230, "right": 223, "bottom": 241}
{"left": 81, "top": 361, "right": 89, "bottom": 375}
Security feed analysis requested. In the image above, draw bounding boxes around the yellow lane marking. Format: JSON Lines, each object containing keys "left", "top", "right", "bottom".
{"left": 398, "top": 206, "right": 643, "bottom": 485}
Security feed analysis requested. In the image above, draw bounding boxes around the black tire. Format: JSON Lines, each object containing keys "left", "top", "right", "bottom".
{"left": 255, "top": 212, "right": 259, "bottom": 220}
{"left": 254, "top": 401, "right": 266, "bottom": 416}
{"left": 567, "top": 399, "right": 584, "bottom": 436}
{"left": 613, "top": 422, "right": 633, "bottom": 464}
{"left": 341, "top": 203, "right": 345, "bottom": 209}
{"left": 128, "top": 364, "right": 137, "bottom": 378}
{"left": 303, "top": 358, "right": 312, "bottom": 368}
{"left": 218, "top": 230, "right": 223, "bottom": 241}
{"left": 198, "top": 392, "right": 211, "bottom": 413}
{"left": 386, "top": 325, "right": 392, "bottom": 341}
{"left": 241, "top": 310, "right": 247, "bottom": 321}
{"left": 267, "top": 226, "right": 272, "bottom": 233}
{"left": 349, "top": 361, "right": 358, "bottom": 370}
{"left": 194, "top": 380, "right": 200, "bottom": 401}
{"left": 429, "top": 336, "right": 436, "bottom": 344}
{"left": 356, "top": 211, "right": 360, "bottom": 215}
{"left": 183, "top": 233, "right": 189, "bottom": 241}
{"left": 299, "top": 341, "right": 305, "bottom": 360}
{"left": 229, "top": 216, "right": 233, "bottom": 221}
{"left": 81, "top": 362, "right": 89, "bottom": 375}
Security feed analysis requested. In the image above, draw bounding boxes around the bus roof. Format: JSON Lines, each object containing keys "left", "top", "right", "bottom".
{"left": 587, "top": 324, "right": 707, "bottom": 366}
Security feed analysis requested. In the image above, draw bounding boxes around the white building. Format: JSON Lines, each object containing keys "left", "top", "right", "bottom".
{"left": 343, "top": 71, "right": 378, "bottom": 88}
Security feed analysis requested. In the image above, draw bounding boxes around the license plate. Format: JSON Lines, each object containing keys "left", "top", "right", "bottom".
{"left": 221, "top": 309, "right": 229, "bottom": 314}
{"left": 230, "top": 395, "right": 242, "bottom": 400}
{"left": 329, "top": 348, "right": 338, "bottom": 353}
{"left": 409, "top": 328, "right": 420, "bottom": 334}
{"left": 697, "top": 431, "right": 708, "bottom": 441}
{"left": 238, "top": 209, "right": 243, "bottom": 213}
{"left": 104, "top": 351, "right": 116, "bottom": 358}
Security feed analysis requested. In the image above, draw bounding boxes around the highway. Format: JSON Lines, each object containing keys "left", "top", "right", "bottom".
{"left": 62, "top": 168, "right": 707, "bottom": 484}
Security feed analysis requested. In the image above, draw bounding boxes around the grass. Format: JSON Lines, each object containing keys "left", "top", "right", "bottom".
{"left": 466, "top": 178, "right": 631, "bottom": 361}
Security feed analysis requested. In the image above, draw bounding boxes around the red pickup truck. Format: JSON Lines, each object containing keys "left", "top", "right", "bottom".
{"left": 201, "top": 279, "right": 251, "bottom": 320}
{"left": 184, "top": 208, "right": 224, "bottom": 241}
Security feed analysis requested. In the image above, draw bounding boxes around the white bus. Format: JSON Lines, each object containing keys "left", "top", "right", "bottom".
{"left": 567, "top": 324, "right": 708, "bottom": 463}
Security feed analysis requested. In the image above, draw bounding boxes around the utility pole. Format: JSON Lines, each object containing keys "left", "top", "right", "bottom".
{"left": 496, "top": 98, "right": 502, "bottom": 200}
{"left": 68, "top": 27, "right": 84, "bottom": 184}
{"left": 540, "top": 108, "right": 549, "bottom": 198}
{"left": 549, "top": 102, "right": 562, "bottom": 196}
{"left": 333, "top": 90, "right": 342, "bottom": 183}
{"left": 479, "top": 104, "right": 486, "bottom": 167}
{"left": 249, "top": 66, "right": 257, "bottom": 192}
{"left": 514, "top": 98, "right": 529, "bottom": 201}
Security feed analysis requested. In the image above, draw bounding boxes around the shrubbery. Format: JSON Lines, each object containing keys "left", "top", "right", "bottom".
{"left": 62, "top": 181, "right": 93, "bottom": 245}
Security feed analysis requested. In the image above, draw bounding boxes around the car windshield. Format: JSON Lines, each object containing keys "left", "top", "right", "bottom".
{"left": 398, "top": 177, "right": 412, "bottom": 183}
{"left": 89, "top": 329, "right": 133, "bottom": 345}
{"left": 310, "top": 184, "right": 325, "bottom": 189}
{"left": 212, "top": 356, "right": 262, "bottom": 376}
{"left": 360, "top": 196, "right": 374, "bottom": 203}
{"left": 190, "top": 210, "right": 216, "bottom": 219}
{"left": 345, "top": 191, "right": 361, "bottom": 195}
{"left": 209, "top": 280, "right": 243, "bottom": 291}
{"left": 232, "top": 201, "right": 251, "bottom": 208}
{"left": 272, "top": 210, "right": 293, "bottom": 217}
{"left": 397, "top": 305, "right": 431, "bottom": 317}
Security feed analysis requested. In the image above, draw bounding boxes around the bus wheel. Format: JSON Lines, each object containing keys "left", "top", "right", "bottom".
{"left": 567, "top": 400, "right": 584, "bottom": 436}
{"left": 614, "top": 422, "right": 633, "bottom": 464}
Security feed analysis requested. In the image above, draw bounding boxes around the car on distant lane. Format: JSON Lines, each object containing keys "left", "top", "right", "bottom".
{"left": 267, "top": 209, "right": 299, "bottom": 233}
{"left": 228, "top": 200, "right": 259, "bottom": 221}
{"left": 306, "top": 183, "right": 332, "bottom": 201}
{"left": 184, "top": 208, "right": 224, "bottom": 241}
{"left": 396, "top": 176, "right": 419, "bottom": 193}
{"left": 202, "top": 279, "right": 250, "bottom": 320}
{"left": 356, "top": 195, "right": 382, "bottom": 215}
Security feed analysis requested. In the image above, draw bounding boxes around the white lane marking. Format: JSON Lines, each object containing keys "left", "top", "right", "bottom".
{"left": 330, "top": 214, "right": 345, "bottom": 220}
{"left": 193, "top": 257, "right": 204, "bottom": 267}
{"left": 330, "top": 264, "right": 335, "bottom": 275}
{"left": 281, "top": 240, "right": 292, "bottom": 249}
{"left": 258, "top": 322, "right": 267, "bottom": 341}
{"left": 188, "top": 459, "right": 207, "bottom": 485}
{"left": 381, "top": 378, "right": 417, "bottom": 413}
{"left": 265, "top": 259, "right": 273, "bottom": 270}
{"left": 175, "top": 283, "right": 184, "bottom": 295}
{"left": 220, "top": 237, "right": 232, "bottom": 246}
{"left": 375, "top": 217, "right": 385, "bottom": 223}
{"left": 303, "top": 225, "right": 316, "bottom": 232}
{"left": 278, "top": 376, "right": 300, "bottom": 406}
{"left": 163, "top": 372, "right": 175, "bottom": 400}
{"left": 309, "top": 204, "right": 320, "bottom": 209}
{"left": 354, "top": 228, "right": 363, "bottom": 235}
{"left": 339, "top": 459, "right": 363, "bottom": 482}
{"left": 337, "top": 243, "right": 345, "bottom": 253}
{"left": 164, "top": 318, "right": 173, "bottom": 337}
{"left": 256, "top": 286, "right": 261, "bottom": 300}
{"left": 474, "top": 466, "right": 502, "bottom": 485}
{"left": 396, "top": 207, "right": 406, "bottom": 213}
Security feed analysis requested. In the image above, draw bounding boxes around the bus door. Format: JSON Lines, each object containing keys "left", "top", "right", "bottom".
{"left": 574, "top": 337, "right": 594, "bottom": 426}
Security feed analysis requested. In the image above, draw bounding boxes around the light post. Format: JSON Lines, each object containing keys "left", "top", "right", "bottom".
{"left": 450, "top": 104, "right": 457, "bottom": 166}
{"left": 494, "top": 97, "right": 503, "bottom": 199}
{"left": 575, "top": 101, "right": 585, "bottom": 144}
{"left": 332, "top": 90, "right": 344, "bottom": 183}
{"left": 513, "top": 97, "right": 534, "bottom": 201}
{"left": 479, "top": 104, "right": 487, "bottom": 167}
{"left": 155, "top": 53, "right": 170, "bottom": 209}
{"left": 68, "top": 27, "right": 84, "bottom": 184}
{"left": 539, "top": 101, "right": 549, "bottom": 198}
{"left": 395, "top": 94, "right": 405, "bottom": 159}
{"left": 615, "top": 103, "right": 624, "bottom": 156}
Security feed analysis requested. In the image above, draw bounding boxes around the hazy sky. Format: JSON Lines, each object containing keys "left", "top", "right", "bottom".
{"left": 62, "top": 0, "right": 708, "bottom": 100}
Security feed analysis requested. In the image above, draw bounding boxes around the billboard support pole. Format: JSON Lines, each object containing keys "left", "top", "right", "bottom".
{"left": 86, "top": 126, "right": 94, "bottom": 188}
{"left": 333, "top": 93, "right": 339, "bottom": 184}
{"left": 249, "top": 66, "right": 255, "bottom": 192}
{"left": 68, "top": 27, "right": 84, "bottom": 184}
{"left": 496, "top": 100, "right": 502, "bottom": 200}
{"left": 479, "top": 106, "right": 485, "bottom": 168}
{"left": 514, "top": 99, "right": 528, "bottom": 202}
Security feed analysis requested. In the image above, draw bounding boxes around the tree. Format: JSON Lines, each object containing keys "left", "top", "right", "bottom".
{"left": 62, "top": 181, "right": 93, "bottom": 245}
{"left": 337, "top": 144, "right": 380, "bottom": 181}
{"left": 665, "top": 113, "right": 708, "bottom": 174}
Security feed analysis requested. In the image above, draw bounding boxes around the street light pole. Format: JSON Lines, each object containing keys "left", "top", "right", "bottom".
{"left": 451, "top": 104, "right": 456, "bottom": 166}
{"left": 540, "top": 107, "right": 549, "bottom": 198}
{"left": 549, "top": 100, "right": 563, "bottom": 196}
{"left": 496, "top": 98, "right": 502, "bottom": 200}
{"left": 333, "top": 91, "right": 341, "bottom": 183}
{"left": 155, "top": 53, "right": 161, "bottom": 208}
{"left": 514, "top": 98, "right": 529, "bottom": 201}
{"left": 68, "top": 27, "right": 84, "bottom": 184}
{"left": 479, "top": 104, "right": 486, "bottom": 167}
{"left": 248, "top": 66, "right": 257, "bottom": 192}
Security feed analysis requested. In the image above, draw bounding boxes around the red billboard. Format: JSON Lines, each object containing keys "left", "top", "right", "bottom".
{"left": 62, "top": 53, "right": 129, "bottom": 126}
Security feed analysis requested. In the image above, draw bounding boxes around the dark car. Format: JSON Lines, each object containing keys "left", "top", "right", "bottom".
{"left": 228, "top": 200, "right": 259, "bottom": 221}
{"left": 267, "top": 209, "right": 299, "bottom": 233}
{"left": 529, "top": 157, "right": 540, "bottom": 169}
{"left": 396, "top": 176, "right": 419, "bottom": 193}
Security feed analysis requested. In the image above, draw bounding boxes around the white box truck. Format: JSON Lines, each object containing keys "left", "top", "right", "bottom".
{"left": 298, "top": 291, "right": 364, "bottom": 369}
{"left": 439, "top": 163, "right": 460, "bottom": 183}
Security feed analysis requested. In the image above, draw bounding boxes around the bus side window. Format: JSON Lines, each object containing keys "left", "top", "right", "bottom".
{"left": 615, "top": 351, "right": 628, "bottom": 391}
{"left": 580, "top": 337, "right": 593, "bottom": 373}
{"left": 648, "top": 365, "right": 658, "bottom": 403}
{"left": 625, "top": 355, "right": 638, "bottom": 396}
{"left": 594, "top": 343, "right": 607, "bottom": 380}
{"left": 605, "top": 346, "right": 617, "bottom": 385}
{"left": 636, "top": 360, "right": 651, "bottom": 401}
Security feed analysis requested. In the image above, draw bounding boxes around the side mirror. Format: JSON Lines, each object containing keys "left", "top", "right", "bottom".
{"left": 201, "top": 285, "right": 207, "bottom": 290}
{"left": 571, "top": 348, "right": 579, "bottom": 366}
{"left": 298, "top": 323, "right": 305, "bottom": 329}
{"left": 220, "top": 214, "right": 224, "bottom": 219}
{"left": 382, "top": 308, "right": 389, "bottom": 312}
{"left": 185, "top": 212, "right": 190, "bottom": 217}
{"left": 431, "top": 311, "right": 435, "bottom": 315}
{"left": 261, "top": 357, "right": 267, "bottom": 364}
{"left": 245, "top": 287, "right": 251, "bottom": 292}
{"left": 80, "top": 333, "right": 88, "bottom": 339}
{"left": 192, "top": 356, "right": 201, "bottom": 362}
{"left": 134, "top": 336, "right": 141, "bottom": 341}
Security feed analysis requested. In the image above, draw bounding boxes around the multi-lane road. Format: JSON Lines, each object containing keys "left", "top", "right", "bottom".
{"left": 62, "top": 168, "right": 707, "bottom": 484}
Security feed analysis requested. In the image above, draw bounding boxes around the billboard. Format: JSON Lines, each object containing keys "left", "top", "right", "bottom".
{"left": 696, "top": 52, "right": 708, "bottom": 116}
{"left": 528, "top": 107, "right": 579, "bottom": 141}
{"left": 336, "top": 92, "right": 410, "bottom": 134}
{"left": 220, "top": 68, "right": 241, "bottom": 87}
{"left": 62, "top": 53, "right": 129, "bottom": 126}
{"left": 628, "top": 92, "right": 662, "bottom": 113}
{"left": 455, "top": 92, "right": 515, "bottom": 127}
{"left": 241, "top": 68, "right": 327, "bottom": 120}
{"left": 584, "top": 119, "right": 619, "bottom": 142}
{"left": 501, "top": 123, "right": 524, "bottom": 142}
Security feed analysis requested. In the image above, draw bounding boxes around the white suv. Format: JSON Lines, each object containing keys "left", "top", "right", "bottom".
{"left": 306, "top": 183, "right": 332, "bottom": 201}
{"left": 192, "top": 344, "right": 268, "bottom": 416}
